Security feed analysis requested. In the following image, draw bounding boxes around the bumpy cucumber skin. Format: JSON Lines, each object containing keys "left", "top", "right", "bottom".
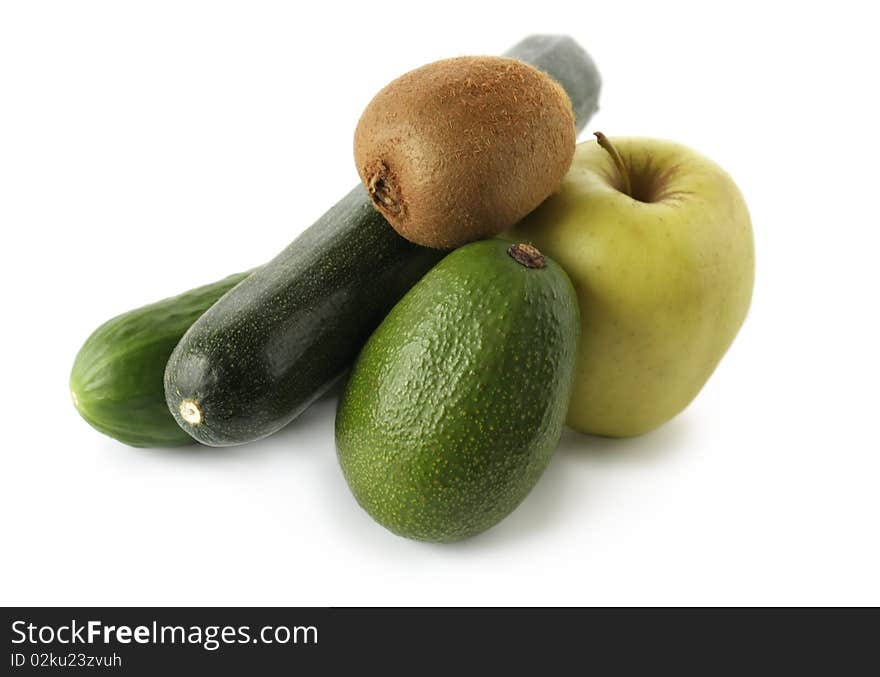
{"left": 165, "top": 187, "right": 445, "bottom": 446}
{"left": 164, "top": 35, "right": 600, "bottom": 447}
{"left": 335, "top": 240, "right": 580, "bottom": 542}
{"left": 70, "top": 272, "right": 250, "bottom": 447}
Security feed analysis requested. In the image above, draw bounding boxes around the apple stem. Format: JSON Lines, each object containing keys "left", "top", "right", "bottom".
{"left": 594, "top": 132, "right": 632, "bottom": 198}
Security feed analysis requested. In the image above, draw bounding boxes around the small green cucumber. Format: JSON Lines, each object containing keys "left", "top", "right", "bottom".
{"left": 70, "top": 272, "right": 250, "bottom": 447}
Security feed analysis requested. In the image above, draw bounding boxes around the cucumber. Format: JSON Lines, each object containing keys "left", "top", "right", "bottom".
{"left": 164, "top": 34, "right": 602, "bottom": 447}
{"left": 70, "top": 272, "right": 250, "bottom": 447}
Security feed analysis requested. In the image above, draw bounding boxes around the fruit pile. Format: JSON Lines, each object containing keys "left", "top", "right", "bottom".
{"left": 71, "top": 35, "right": 754, "bottom": 542}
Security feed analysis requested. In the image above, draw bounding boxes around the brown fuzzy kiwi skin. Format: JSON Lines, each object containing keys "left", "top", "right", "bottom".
{"left": 354, "top": 56, "right": 576, "bottom": 250}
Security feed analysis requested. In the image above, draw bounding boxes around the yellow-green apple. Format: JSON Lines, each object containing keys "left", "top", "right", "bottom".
{"left": 507, "top": 134, "right": 754, "bottom": 437}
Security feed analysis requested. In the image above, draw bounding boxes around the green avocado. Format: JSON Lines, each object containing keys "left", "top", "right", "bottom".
{"left": 335, "top": 239, "right": 580, "bottom": 542}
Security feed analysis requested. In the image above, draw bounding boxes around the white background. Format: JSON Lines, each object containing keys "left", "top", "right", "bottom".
{"left": 1, "top": 1, "right": 878, "bottom": 606}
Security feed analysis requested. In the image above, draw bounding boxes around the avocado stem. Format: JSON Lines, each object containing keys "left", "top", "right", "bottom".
{"left": 594, "top": 132, "right": 632, "bottom": 198}
{"left": 508, "top": 243, "right": 546, "bottom": 269}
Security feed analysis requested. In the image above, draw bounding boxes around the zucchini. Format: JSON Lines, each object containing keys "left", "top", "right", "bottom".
{"left": 70, "top": 272, "right": 250, "bottom": 447}
{"left": 164, "top": 34, "right": 602, "bottom": 447}
{"left": 165, "top": 190, "right": 445, "bottom": 445}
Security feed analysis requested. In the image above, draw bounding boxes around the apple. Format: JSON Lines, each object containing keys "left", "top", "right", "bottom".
{"left": 507, "top": 134, "right": 754, "bottom": 437}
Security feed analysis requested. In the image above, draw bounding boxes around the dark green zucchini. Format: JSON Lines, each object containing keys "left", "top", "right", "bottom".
{"left": 164, "top": 34, "right": 602, "bottom": 447}
{"left": 164, "top": 189, "right": 445, "bottom": 445}
{"left": 70, "top": 272, "right": 251, "bottom": 447}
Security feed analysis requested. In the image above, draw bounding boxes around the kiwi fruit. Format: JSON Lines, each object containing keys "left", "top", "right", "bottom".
{"left": 353, "top": 56, "right": 576, "bottom": 250}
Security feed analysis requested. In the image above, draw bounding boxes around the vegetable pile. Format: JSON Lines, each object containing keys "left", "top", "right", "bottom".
{"left": 71, "top": 33, "right": 754, "bottom": 542}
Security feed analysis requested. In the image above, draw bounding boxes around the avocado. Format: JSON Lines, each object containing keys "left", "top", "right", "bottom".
{"left": 335, "top": 239, "right": 580, "bottom": 542}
